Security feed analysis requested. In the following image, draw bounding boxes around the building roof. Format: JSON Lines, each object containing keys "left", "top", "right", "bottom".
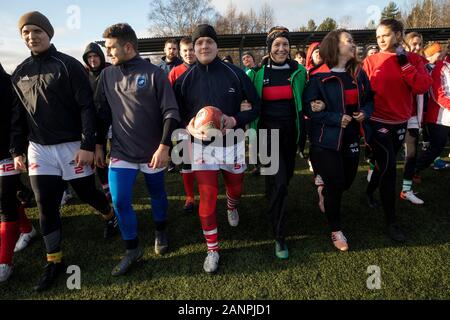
{"left": 98, "top": 27, "right": 450, "bottom": 53}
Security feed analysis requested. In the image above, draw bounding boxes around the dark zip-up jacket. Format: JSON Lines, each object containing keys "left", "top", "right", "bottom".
{"left": 157, "top": 56, "right": 183, "bottom": 76}
{"left": 0, "top": 66, "right": 19, "bottom": 160}
{"left": 10, "top": 45, "right": 97, "bottom": 155}
{"left": 174, "top": 57, "right": 260, "bottom": 131}
{"left": 96, "top": 55, "right": 180, "bottom": 163}
{"left": 303, "top": 64, "right": 374, "bottom": 151}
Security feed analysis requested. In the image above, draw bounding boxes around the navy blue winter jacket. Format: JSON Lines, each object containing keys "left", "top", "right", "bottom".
{"left": 303, "top": 64, "right": 374, "bottom": 151}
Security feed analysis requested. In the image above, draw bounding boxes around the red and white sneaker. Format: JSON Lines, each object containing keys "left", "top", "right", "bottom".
{"left": 400, "top": 191, "right": 424, "bottom": 205}
{"left": 331, "top": 231, "right": 349, "bottom": 252}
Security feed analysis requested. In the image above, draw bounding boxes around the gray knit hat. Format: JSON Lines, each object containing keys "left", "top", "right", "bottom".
{"left": 18, "top": 11, "right": 54, "bottom": 39}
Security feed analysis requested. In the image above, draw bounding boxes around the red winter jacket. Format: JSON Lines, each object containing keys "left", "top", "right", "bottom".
{"left": 363, "top": 51, "right": 432, "bottom": 124}
{"left": 425, "top": 56, "right": 450, "bottom": 127}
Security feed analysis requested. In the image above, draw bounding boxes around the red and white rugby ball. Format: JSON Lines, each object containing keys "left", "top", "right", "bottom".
{"left": 193, "top": 106, "right": 224, "bottom": 132}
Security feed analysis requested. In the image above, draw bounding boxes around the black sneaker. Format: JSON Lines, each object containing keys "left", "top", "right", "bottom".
{"left": 111, "top": 248, "right": 144, "bottom": 277}
{"left": 387, "top": 223, "right": 406, "bottom": 243}
{"left": 154, "top": 230, "right": 168, "bottom": 255}
{"left": 183, "top": 201, "right": 195, "bottom": 214}
{"left": 104, "top": 216, "right": 119, "bottom": 239}
{"left": 366, "top": 193, "right": 380, "bottom": 209}
{"left": 34, "top": 262, "right": 66, "bottom": 292}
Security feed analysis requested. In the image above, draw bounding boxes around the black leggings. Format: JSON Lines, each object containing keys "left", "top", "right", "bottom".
{"left": 310, "top": 137, "right": 360, "bottom": 232}
{"left": 367, "top": 121, "right": 407, "bottom": 224}
{"left": 403, "top": 128, "right": 419, "bottom": 180}
{"left": 31, "top": 174, "right": 111, "bottom": 254}
{"left": 0, "top": 174, "right": 20, "bottom": 222}
{"left": 416, "top": 124, "right": 450, "bottom": 173}
{"left": 260, "top": 119, "right": 297, "bottom": 242}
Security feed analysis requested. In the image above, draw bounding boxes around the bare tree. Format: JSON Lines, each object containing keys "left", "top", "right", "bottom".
{"left": 338, "top": 15, "right": 353, "bottom": 29}
{"left": 215, "top": 2, "right": 273, "bottom": 34}
{"left": 148, "top": 0, "right": 216, "bottom": 36}
{"left": 403, "top": 0, "right": 448, "bottom": 28}
{"left": 258, "top": 2, "right": 275, "bottom": 33}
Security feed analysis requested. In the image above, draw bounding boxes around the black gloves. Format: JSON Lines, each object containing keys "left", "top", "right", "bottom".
{"left": 395, "top": 45, "right": 409, "bottom": 67}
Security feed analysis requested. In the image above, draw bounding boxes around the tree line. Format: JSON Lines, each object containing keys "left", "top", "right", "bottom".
{"left": 148, "top": 0, "right": 449, "bottom": 37}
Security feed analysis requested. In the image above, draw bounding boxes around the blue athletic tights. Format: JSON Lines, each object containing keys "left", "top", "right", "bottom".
{"left": 109, "top": 168, "right": 168, "bottom": 241}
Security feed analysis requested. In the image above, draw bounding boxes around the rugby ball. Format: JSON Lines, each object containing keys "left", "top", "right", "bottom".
{"left": 193, "top": 106, "right": 224, "bottom": 132}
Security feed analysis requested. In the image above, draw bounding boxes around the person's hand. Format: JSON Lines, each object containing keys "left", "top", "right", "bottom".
{"left": 341, "top": 115, "right": 352, "bottom": 128}
{"left": 222, "top": 115, "right": 237, "bottom": 132}
{"left": 353, "top": 111, "right": 366, "bottom": 123}
{"left": 187, "top": 117, "right": 208, "bottom": 140}
{"left": 14, "top": 156, "right": 26, "bottom": 171}
{"left": 95, "top": 144, "right": 106, "bottom": 168}
{"left": 75, "top": 150, "right": 94, "bottom": 167}
{"left": 150, "top": 144, "right": 170, "bottom": 169}
{"left": 396, "top": 44, "right": 409, "bottom": 66}
{"left": 240, "top": 100, "right": 252, "bottom": 111}
{"left": 311, "top": 100, "right": 326, "bottom": 112}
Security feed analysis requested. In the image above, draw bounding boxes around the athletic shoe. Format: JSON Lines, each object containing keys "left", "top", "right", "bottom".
{"left": 314, "top": 175, "right": 324, "bottom": 186}
{"left": 0, "top": 264, "right": 13, "bottom": 282}
{"left": 14, "top": 225, "right": 38, "bottom": 252}
{"left": 366, "top": 193, "right": 380, "bottom": 209}
{"left": 104, "top": 215, "right": 119, "bottom": 239}
{"left": 183, "top": 201, "right": 195, "bottom": 214}
{"left": 400, "top": 191, "right": 424, "bottom": 205}
{"left": 317, "top": 186, "right": 325, "bottom": 213}
{"left": 275, "top": 240, "right": 289, "bottom": 260}
{"left": 60, "top": 189, "right": 73, "bottom": 206}
{"left": 203, "top": 251, "right": 219, "bottom": 273}
{"left": 433, "top": 158, "right": 450, "bottom": 170}
{"left": 154, "top": 230, "right": 168, "bottom": 255}
{"left": 387, "top": 223, "right": 406, "bottom": 243}
{"left": 227, "top": 209, "right": 239, "bottom": 227}
{"left": 34, "top": 262, "right": 67, "bottom": 292}
{"left": 111, "top": 248, "right": 144, "bottom": 277}
{"left": 331, "top": 231, "right": 349, "bottom": 251}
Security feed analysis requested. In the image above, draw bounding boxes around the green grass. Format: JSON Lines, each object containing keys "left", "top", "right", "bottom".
{"left": 2, "top": 150, "right": 449, "bottom": 300}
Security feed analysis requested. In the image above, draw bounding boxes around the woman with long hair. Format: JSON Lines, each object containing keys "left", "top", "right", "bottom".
{"left": 363, "top": 19, "right": 432, "bottom": 242}
{"left": 304, "top": 29, "right": 373, "bottom": 251}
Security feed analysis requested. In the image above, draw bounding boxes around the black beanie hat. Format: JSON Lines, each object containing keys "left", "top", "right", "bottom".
{"left": 266, "top": 26, "right": 290, "bottom": 51}
{"left": 192, "top": 24, "right": 219, "bottom": 46}
{"left": 18, "top": 11, "right": 54, "bottom": 39}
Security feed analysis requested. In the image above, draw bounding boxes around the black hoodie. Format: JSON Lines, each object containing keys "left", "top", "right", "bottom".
{"left": 83, "top": 42, "right": 110, "bottom": 91}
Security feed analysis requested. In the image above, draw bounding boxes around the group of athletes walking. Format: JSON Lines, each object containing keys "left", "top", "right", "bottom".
{"left": 0, "top": 11, "right": 448, "bottom": 292}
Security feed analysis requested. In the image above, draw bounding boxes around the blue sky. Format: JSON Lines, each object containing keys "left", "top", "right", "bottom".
{"left": 0, "top": 0, "right": 404, "bottom": 72}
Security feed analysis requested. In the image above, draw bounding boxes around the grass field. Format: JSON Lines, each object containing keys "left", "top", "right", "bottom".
{"left": 1, "top": 148, "right": 449, "bottom": 300}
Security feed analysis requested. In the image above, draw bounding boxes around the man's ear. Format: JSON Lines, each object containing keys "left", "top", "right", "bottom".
{"left": 125, "top": 42, "right": 134, "bottom": 54}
